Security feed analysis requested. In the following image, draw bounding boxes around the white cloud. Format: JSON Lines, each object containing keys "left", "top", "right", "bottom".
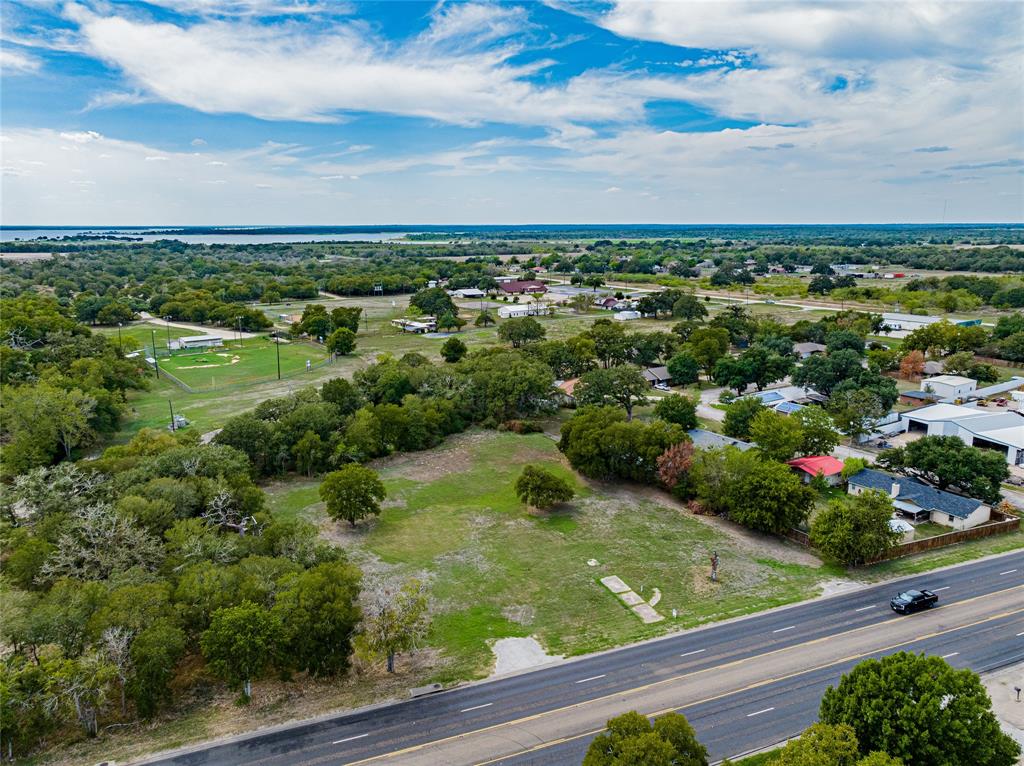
{"left": 598, "top": 1, "right": 1019, "bottom": 63}
{"left": 604, "top": 186, "right": 621, "bottom": 193}
{"left": 191, "top": 137, "right": 207, "bottom": 146}
{"left": 61, "top": 2, "right": 660, "bottom": 127}
{"left": 1, "top": 47, "right": 42, "bottom": 74}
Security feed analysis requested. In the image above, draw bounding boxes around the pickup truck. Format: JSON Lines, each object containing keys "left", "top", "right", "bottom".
{"left": 890, "top": 589, "right": 938, "bottom": 614}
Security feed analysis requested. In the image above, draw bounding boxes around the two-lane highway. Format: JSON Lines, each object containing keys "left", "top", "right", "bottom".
{"left": 138, "top": 550, "right": 1024, "bottom": 766}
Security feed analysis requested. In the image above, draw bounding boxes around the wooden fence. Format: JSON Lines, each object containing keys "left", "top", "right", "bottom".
{"left": 784, "top": 510, "right": 1020, "bottom": 564}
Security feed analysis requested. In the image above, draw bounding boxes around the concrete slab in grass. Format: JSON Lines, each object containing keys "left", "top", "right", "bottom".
{"left": 632, "top": 603, "right": 665, "bottom": 624}
{"left": 600, "top": 575, "right": 631, "bottom": 594}
{"left": 619, "top": 591, "right": 645, "bottom": 607}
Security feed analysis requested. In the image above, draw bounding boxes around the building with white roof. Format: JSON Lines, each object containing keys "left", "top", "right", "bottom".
{"left": 900, "top": 403, "right": 1024, "bottom": 465}
{"left": 168, "top": 334, "right": 225, "bottom": 350}
{"left": 920, "top": 374, "right": 977, "bottom": 402}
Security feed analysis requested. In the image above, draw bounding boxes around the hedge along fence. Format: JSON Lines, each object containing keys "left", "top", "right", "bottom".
{"left": 783, "top": 509, "right": 1020, "bottom": 564}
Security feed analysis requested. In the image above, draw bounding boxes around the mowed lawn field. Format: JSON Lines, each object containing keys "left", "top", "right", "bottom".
{"left": 157, "top": 337, "right": 329, "bottom": 389}
{"left": 265, "top": 429, "right": 839, "bottom": 683}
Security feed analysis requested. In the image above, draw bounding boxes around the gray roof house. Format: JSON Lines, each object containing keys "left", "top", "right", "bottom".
{"left": 793, "top": 342, "right": 827, "bottom": 359}
{"left": 687, "top": 428, "right": 754, "bottom": 451}
{"left": 846, "top": 468, "right": 991, "bottom": 530}
{"left": 642, "top": 366, "right": 673, "bottom": 385}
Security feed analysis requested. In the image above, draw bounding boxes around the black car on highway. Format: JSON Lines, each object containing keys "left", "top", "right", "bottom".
{"left": 890, "top": 589, "right": 938, "bottom": 614}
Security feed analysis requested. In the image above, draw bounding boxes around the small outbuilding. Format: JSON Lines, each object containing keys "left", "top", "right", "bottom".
{"left": 168, "top": 334, "right": 225, "bottom": 351}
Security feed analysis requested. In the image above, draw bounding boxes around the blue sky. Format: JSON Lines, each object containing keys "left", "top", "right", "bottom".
{"left": 2, "top": 0, "right": 1021, "bottom": 224}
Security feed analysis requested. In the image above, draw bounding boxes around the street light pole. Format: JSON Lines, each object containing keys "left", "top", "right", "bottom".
{"left": 164, "top": 316, "right": 171, "bottom": 349}
{"left": 150, "top": 329, "right": 160, "bottom": 378}
{"left": 275, "top": 332, "right": 281, "bottom": 380}
{"left": 117, "top": 322, "right": 123, "bottom": 351}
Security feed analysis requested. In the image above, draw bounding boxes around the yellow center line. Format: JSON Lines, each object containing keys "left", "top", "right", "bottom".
{"left": 335, "top": 584, "right": 1023, "bottom": 766}
{"left": 472, "top": 604, "right": 1024, "bottom": 766}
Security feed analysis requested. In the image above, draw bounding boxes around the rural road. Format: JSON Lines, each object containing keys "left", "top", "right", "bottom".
{"left": 137, "top": 551, "right": 1024, "bottom": 766}
{"left": 137, "top": 312, "right": 261, "bottom": 340}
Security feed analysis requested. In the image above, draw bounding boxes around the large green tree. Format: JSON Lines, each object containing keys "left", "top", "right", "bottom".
{"left": 319, "top": 465, "right": 386, "bottom": 527}
{"left": 666, "top": 352, "right": 701, "bottom": 386}
{"left": 722, "top": 397, "right": 766, "bottom": 440}
{"left": 409, "top": 287, "right": 456, "bottom": 317}
{"left": 575, "top": 366, "right": 649, "bottom": 420}
{"left": 810, "top": 490, "right": 902, "bottom": 565}
{"left": 768, "top": 723, "right": 902, "bottom": 766}
{"left": 583, "top": 711, "right": 708, "bottom": 766}
{"left": 514, "top": 465, "right": 575, "bottom": 511}
{"left": 497, "top": 317, "right": 546, "bottom": 348}
{"left": 877, "top": 435, "right": 1008, "bottom": 503}
{"left": 750, "top": 409, "right": 804, "bottom": 462}
{"left": 273, "top": 561, "right": 362, "bottom": 676}
{"left": 727, "top": 457, "right": 814, "bottom": 533}
{"left": 794, "top": 407, "right": 841, "bottom": 456}
{"left": 653, "top": 394, "right": 698, "bottom": 430}
{"left": 820, "top": 653, "right": 1020, "bottom": 766}
{"left": 326, "top": 327, "right": 357, "bottom": 356}
{"left": 201, "top": 601, "right": 283, "bottom": 701}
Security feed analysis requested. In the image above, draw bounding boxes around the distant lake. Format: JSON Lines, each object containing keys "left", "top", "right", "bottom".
{"left": 0, "top": 228, "right": 411, "bottom": 245}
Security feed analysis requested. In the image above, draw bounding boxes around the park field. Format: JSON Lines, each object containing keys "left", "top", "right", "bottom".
{"left": 157, "top": 337, "right": 329, "bottom": 389}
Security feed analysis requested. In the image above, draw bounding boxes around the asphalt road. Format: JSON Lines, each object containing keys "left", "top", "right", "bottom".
{"left": 139, "top": 550, "right": 1024, "bottom": 766}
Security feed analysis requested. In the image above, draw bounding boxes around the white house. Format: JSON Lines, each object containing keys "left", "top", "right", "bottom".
{"left": 498, "top": 304, "right": 554, "bottom": 319}
{"left": 168, "top": 334, "right": 225, "bottom": 351}
{"left": 920, "top": 374, "right": 976, "bottom": 401}
{"left": 847, "top": 468, "right": 991, "bottom": 530}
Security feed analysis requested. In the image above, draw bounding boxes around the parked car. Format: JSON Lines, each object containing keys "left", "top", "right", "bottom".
{"left": 654, "top": 383, "right": 671, "bottom": 391}
{"left": 995, "top": 398, "right": 1008, "bottom": 407}
{"left": 890, "top": 589, "right": 938, "bottom": 614}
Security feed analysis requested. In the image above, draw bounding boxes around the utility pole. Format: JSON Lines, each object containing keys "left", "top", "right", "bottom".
{"left": 274, "top": 332, "right": 281, "bottom": 380}
{"left": 168, "top": 399, "right": 176, "bottom": 431}
{"left": 151, "top": 329, "right": 159, "bottom": 378}
{"left": 117, "top": 322, "right": 123, "bottom": 351}
{"left": 164, "top": 316, "right": 172, "bottom": 350}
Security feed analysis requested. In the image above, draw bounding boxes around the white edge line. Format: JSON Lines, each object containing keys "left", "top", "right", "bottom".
{"left": 999, "top": 570, "right": 1018, "bottom": 575}
{"left": 941, "top": 652, "right": 959, "bottom": 659}
{"left": 772, "top": 626, "right": 796, "bottom": 634}
{"left": 1016, "top": 632, "right": 1024, "bottom": 637}
{"left": 679, "top": 649, "right": 706, "bottom": 658}
{"left": 332, "top": 733, "right": 369, "bottom": 745}
{"left": 575, "top": 675, "right": 606, "bottom": 684}
{"left": 460, "top": 702, "right": 493, "bottom": 713}
{"left": 854, "top": 605, "right": 875, "bottom": 612}
{"left": 746, "top": 707, "right": 775, "bottom": 717}
{"left": 933, "top": 587, "right": 950, "bottom": 592}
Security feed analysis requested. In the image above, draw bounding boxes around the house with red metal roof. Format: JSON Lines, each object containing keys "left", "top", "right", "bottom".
{"left": 786, "top": 455, "right": 845, "bottom": 486}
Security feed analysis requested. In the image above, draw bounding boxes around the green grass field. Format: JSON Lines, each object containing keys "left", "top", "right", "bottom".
{"left": 158, "top": 337, "right": 328, "bottom": 389}
{"left": 265, "top": 429, "right": 839, "bottom": 683}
